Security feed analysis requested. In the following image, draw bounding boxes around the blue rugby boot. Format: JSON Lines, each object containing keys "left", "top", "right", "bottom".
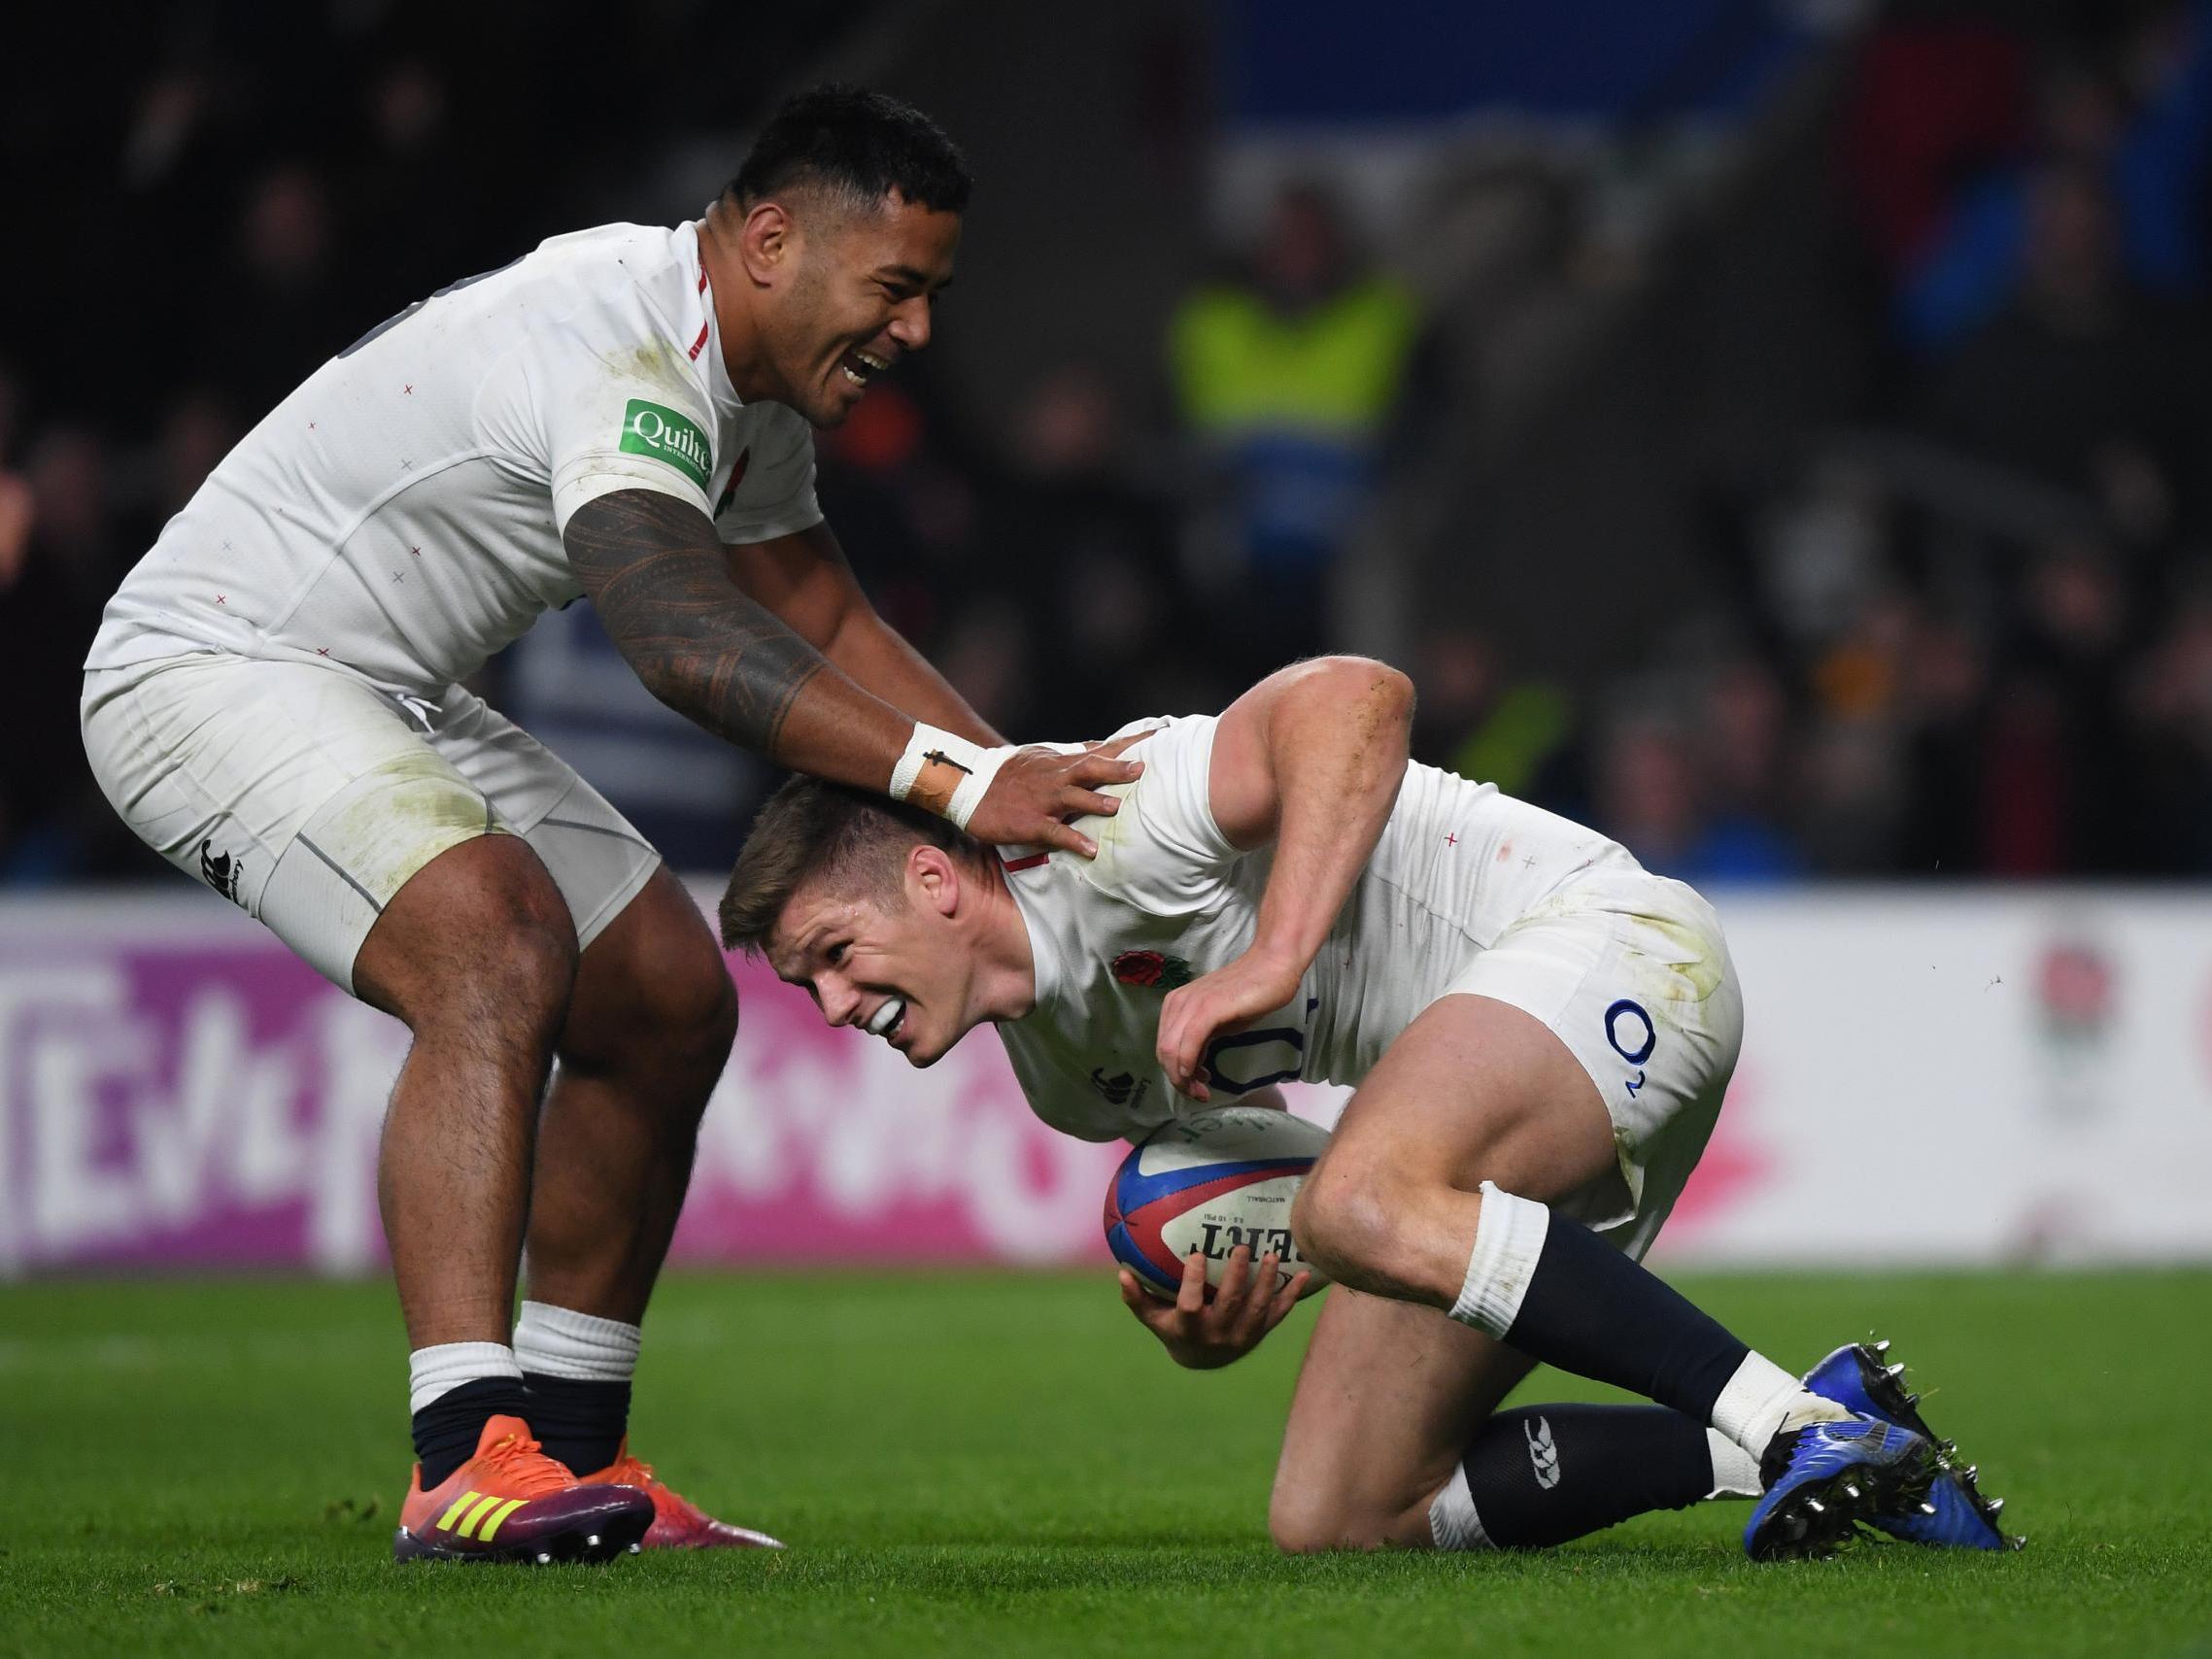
{"left": 1743, "top": 1412, "right": 1936, "bottom": 1561}
{"left": 1804, "top": 1340, "right": 2018, "bottom": 1550}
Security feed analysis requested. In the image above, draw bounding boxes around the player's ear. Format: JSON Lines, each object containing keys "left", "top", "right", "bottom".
{"left": 739, "top": 200, "right": 794, "bottom": 285}
{"left": 908, "top": 844, "right": 961, "bottom": 918}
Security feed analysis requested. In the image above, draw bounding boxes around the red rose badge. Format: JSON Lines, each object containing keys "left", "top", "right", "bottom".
{"left": 1111, "top": 950, "right": 1194, "bottom": 991}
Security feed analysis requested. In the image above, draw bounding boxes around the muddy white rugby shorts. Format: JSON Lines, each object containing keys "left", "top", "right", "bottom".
{"left": 81, "top": 653, "right": 661, "bottom": 993}
{"left": 1441, "top": 861, "right": 1745, "bottom": 1262}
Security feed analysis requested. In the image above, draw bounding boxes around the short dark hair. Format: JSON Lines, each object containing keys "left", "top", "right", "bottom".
{"left": 719, "top": 775, "right": 984, "bottom": 956}
{"left": 728, "top": 84, "right": 971, "bottom": 218}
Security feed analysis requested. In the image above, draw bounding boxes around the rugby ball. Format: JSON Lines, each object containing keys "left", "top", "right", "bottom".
{"left": 1104, "top": 1107, "right": 1332, "bottom": 1300}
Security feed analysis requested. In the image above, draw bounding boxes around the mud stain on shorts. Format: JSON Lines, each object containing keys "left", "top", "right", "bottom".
{"left": 302, "top": 750, "right": 507, "bottom": 906}
{"left": 1628, "top": 910, "right": 1724, "bottom": 1003}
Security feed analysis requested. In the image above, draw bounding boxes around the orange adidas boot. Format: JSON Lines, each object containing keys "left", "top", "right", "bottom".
{"left": 393, "top": 1414, "right": 655, "bottom": 1564}
{"left": 578, "top": 1440, "right": 784, "bottom": 1549}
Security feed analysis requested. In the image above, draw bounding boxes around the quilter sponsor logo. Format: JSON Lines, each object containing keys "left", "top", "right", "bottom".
{"left": 618, "top": 399, "right": 712, "bottom": 491}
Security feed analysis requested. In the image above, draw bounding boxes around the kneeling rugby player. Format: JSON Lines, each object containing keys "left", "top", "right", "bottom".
{"left": 720, "top": 657, "right": 2014, "bottom": 1558}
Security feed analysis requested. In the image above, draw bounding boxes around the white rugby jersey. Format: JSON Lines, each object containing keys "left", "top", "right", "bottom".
{"left": 85, "top": 222, "right": 823, "bottom": 697}
{"left": 996, "top": 715, "right": 1627, "bottom": 1142}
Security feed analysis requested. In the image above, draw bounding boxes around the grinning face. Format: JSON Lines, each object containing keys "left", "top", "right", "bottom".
{"left": 765, "top": 850, "right": 984, "bottom": 1067}
{"left": 748, "top": 188, "right": 960, "bottom": 428}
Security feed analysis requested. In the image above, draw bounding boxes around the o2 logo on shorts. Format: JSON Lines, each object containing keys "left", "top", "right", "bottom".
{"left": 1605, "top": 999, "right": 1653, "bottom": 1099}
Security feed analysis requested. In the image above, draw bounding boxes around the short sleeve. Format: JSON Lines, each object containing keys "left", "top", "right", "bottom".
{"left": 1080, "top": 714, "right": 1241, "bottom": 915}
{"left": 532, "top": 311, "right": 720, "bottom": 534}
{"left": 714, "top": 406, "right": 825, "bottom": 544}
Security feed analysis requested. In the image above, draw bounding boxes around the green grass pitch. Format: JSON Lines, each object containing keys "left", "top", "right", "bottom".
{"left": 1, "top": 1269, "right": 2206, "bottom": 1658}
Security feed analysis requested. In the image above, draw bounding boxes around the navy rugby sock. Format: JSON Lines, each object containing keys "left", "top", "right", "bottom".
{"left": 1450, "top": 1184, "right": 1750, "bottom": 1424}
{"left": 1431, "top": 1405, "right": 1720, "bottom": 1550}
{"left": 519, "top": 1373, "right": 631, "bottom": 1477}
{"left": 1509, "top": 1220, "right": 1749, "bottom": 1421}
{"left": 411, "top": 1375, "right": 533, "bottom": 1490}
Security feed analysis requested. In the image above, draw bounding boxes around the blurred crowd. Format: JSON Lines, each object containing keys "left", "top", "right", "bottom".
{"left": 9, "top": 2, "right": 2212, "bottom": 886}
{"left": 1609, "top": 0, "right": 2212, "bottom": 880}
{"left": 1404, "top": 0, "right": 2212, "bottom": 882}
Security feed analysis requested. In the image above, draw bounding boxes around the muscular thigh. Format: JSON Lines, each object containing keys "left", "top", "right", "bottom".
{"left": 1313, "top": 991, "right": 1621, "bottom": 1252}
{"left": 1437, "top": 875, "right": 1746, "bottom": 1251}
{"left": 1317, "top": 873, "right": 1746, "bottom": 1259}
{"left": 1367, "top": 994, "right": 1616, "bottom": 1194}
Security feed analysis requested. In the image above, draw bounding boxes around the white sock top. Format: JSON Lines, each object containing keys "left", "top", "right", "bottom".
{"left": 1710, "top": 1351, "right": 1851, "bottom": 1457}
{"left": 512, "top": 1300, "right": 642, "bottom": 1383}
{"left": 1447, "top": 1182, "right": 1552, "bottom": 1338}
{"left": 1427, "top": 1464, "right": 1495, "bottom": 1551}
{"left": 408, "top": 1340, "right": 522, "bottom": 1417}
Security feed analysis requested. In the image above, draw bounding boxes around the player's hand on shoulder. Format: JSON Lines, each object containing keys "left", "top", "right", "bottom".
{"left": 1115, "top": 1246, "right": 1309, "bottom": 1371}
{"left": 966, "top": 734, "right": 1145, "bottom": 859}
{"left": 1155, "top": 947, "right": 1306, "bottom": 1101}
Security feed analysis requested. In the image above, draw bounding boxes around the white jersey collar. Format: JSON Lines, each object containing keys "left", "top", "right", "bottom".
{"left": 686, "top": 220, "right": 745, "bottom": 422}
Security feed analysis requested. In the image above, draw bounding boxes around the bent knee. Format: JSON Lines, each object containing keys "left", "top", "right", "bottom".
{"left": 360, "top": 834, "right": 577, "bottom": 1031}
{"left": 653, "top": 951, "right": 739, "bottom": 1070}
{"left": 1292, "top": 1160, "right": 1439, "bottom": 1299}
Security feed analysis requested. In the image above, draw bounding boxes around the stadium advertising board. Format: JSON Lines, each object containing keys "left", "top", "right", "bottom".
{"left": 1, "top": 886, "right": 2208, "bottom": 1274}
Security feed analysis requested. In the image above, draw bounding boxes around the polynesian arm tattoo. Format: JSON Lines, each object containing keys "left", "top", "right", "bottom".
{"left": 563, "top": 488, "right": 897, "bottom": 770}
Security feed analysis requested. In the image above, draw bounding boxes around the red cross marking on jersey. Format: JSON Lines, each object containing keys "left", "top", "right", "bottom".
{"left": 215, "top": 594, "right": 226, "bottom": 605}
{"left": 402, "top": 384, "right": 413, "bottom": 394}
{"left": 1445, "top": 831, "right": 1458, "bottom": 847}
{"left": 409, "top": 545, "right": 422, "bottom": 557}
{"left": 317, "top": 647, "right": 330, "bottom": 656}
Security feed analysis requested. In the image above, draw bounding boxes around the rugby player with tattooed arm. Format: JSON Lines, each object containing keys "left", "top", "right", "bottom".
{"left": 79, "top": 85, "right": 1138, "bottom": 1564}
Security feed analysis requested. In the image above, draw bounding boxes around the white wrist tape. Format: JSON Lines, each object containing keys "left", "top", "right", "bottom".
{"left": 888, "top": 724, "right": 1012, "bottom": 830}
{"left": 944, "top": 753, "right": 1011, "bottom": 830}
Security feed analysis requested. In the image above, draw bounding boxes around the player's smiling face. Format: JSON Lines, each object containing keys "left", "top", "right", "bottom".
{"left": 766, "top": 861, "right": 980, "bottom": 1067}
{"left": 764, "top": 189, "right": 959, "bottom": 428}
